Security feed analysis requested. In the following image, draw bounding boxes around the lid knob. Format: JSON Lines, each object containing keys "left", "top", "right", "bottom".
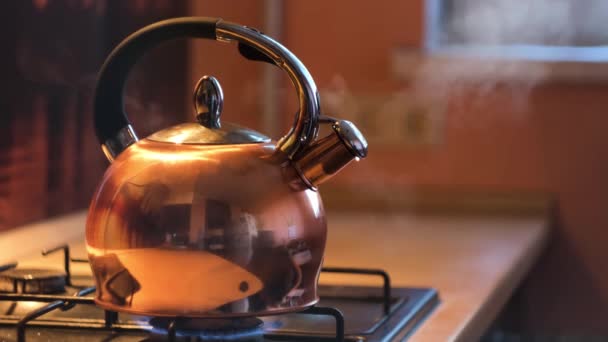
{"left": 194, "top": 75, "right": 224, "bottom": 129}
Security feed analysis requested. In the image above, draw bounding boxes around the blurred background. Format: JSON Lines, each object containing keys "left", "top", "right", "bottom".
{"left": 1, "top": 0, "right": 608, "bottom": 338}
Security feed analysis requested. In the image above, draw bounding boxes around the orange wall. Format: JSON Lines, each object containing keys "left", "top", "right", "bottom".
{"left": 188, "top": 0, "right": 608, "bottom": 333}
{"left": 282, "top": 0, "right": 608, "bottom": 334}
{"left": 284, "top": 1, "right": 423, "bottom": 90}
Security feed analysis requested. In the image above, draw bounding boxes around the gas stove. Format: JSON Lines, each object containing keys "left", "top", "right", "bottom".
{"left": 0, "top": 245, "right": 438, "bottom": 341}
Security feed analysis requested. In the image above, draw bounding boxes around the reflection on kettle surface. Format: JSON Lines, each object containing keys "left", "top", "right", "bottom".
{"left": 89, "top": 253, "right": 140, "bottom": 307}
{"left": 86, "top": 141, "right": 326, "bottom": 317}
{"left": 88, "top": 247, "right": 264, "bottom": 315}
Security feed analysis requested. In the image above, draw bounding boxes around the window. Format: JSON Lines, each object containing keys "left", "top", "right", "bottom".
{"left": 426, "top": 0, "right": 608, "bottom": 62}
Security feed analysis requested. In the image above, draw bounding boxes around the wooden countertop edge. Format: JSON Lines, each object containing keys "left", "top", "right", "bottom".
{"left": 454, "top": 218, "right": 550, "bottom": 341}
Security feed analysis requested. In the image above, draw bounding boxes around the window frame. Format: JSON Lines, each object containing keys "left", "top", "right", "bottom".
{"left": 424, "top": 0, "right": 608, "bottom": 63}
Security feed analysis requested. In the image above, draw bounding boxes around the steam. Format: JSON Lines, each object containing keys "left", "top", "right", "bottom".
{"left": 411, "top": 0, "right": 601, "bottom": 121}
{"left": 321, "top": 0, "right": 608, "bottom": 136}
{"left": 445, "top": 0, "right": 574, "bottom": 46}
{"left": 409, "top": 58, "right": 547, "bottom": 122}
{"left": 319, "top": 0, "right": 608, "bottom": 195}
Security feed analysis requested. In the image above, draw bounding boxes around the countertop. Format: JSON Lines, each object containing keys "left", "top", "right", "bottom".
{"left": 0, "top": 210, "right": 549, "bottom": 341}
{"left": 323, "top": 213, "right": 549, "bottom": 341}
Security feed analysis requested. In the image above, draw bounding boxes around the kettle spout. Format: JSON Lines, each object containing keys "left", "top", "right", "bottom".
{"left": 291, "top": 119, "right": 368, "bottom": 189}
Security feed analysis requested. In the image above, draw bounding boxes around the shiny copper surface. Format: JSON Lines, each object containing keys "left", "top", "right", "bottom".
{"left": 86, "top": 139, "right": 326, "bottom": 317}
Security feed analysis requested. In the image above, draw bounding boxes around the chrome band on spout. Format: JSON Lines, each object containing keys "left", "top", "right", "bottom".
{"left": 216, "top": 21, "right": 320, "bottom": 159}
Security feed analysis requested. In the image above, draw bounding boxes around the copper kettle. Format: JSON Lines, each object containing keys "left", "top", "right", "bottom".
{"left": 86, "top": 17, "right": 367, "bottom": 318}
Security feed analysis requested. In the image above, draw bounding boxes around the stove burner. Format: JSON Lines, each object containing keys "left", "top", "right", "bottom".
{"left": 149, "top": 317, "right": 264, "bottom": 338}
{"left": 0, "top": 268, "right": 66, "bottom": 294}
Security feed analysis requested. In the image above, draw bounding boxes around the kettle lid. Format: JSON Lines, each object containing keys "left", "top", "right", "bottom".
{"left": 148, "top": 75, "right": 270, "bottom": 145}
{"left": 147, "top": 122, "right": 270, "bottom": 145}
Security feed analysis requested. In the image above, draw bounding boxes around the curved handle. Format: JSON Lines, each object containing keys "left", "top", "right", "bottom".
{"left": 94, "top": 17, "right": 320, "bottom": 161}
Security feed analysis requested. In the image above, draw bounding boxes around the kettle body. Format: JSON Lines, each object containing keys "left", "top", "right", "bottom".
{"left": 86, "top": 17, "right": 367, "bottom": 317}
{"left": 87, "top": 139, "right": 326, "bottom": 317}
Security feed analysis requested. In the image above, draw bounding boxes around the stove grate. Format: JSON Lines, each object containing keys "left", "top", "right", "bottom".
{"left": 0, "top": 288, "right": 346, "bottom": 342}
{"left": 0, "top": 244, "right": 406, "bottom": 342}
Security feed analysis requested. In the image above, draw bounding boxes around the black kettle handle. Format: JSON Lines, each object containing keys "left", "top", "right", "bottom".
{"left": 94, "top": 17, "right": 320, "bottom": 162}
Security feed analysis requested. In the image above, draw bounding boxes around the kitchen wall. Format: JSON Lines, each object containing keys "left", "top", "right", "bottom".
{"left": 189, "top": 0, "right": 608, "bottom": 335}
{"left": 282, "top": 0, "right": 608, "bottom": 334}
{"left": 0, "top": 0, "right": 190, "bottom": 230}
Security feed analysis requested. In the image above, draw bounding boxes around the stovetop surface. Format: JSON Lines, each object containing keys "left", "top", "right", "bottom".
{"left": 0, "top": 246, "right": 439, "bottom": 342}
{"left": 0, "top": 280, "right": 438, "bottom": 342}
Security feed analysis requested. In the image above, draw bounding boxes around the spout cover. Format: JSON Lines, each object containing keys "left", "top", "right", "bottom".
{"left": 333, "top": 120, "right": 368, "bottom": 158}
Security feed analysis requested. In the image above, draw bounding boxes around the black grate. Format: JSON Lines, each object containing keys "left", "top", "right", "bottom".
{"left": 321, "top": 267, "right": 391, "bottom": 315}
{"left": 0, "top": 245, "right": 411, "bottom": 341}
{"left": 0, "top": 286, "right": 348, "bottom": 342}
